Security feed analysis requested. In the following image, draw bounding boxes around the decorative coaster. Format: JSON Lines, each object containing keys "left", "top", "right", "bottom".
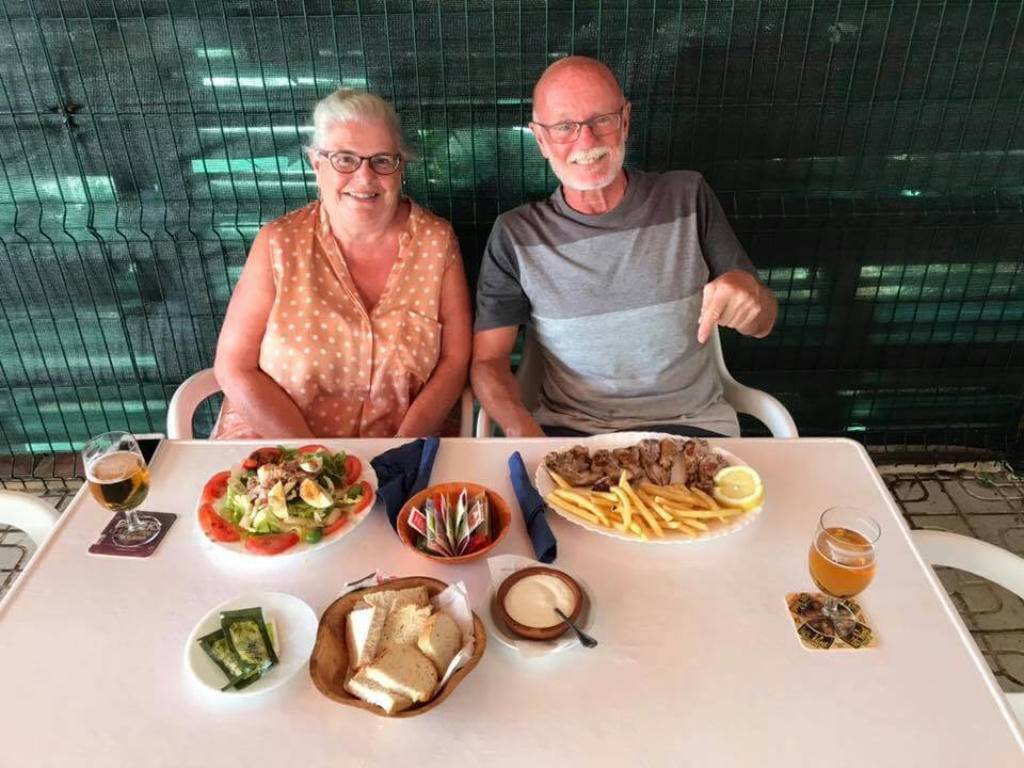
{"left": 786, "top": 592, "right": 877, "bottom": 650}
{"left": 88, "top": 511, "right": 177, "bottom": 558}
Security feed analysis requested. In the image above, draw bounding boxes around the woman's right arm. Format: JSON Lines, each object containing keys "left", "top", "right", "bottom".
{"left": 213, "top": 228, "right": 316, "bottom": 438}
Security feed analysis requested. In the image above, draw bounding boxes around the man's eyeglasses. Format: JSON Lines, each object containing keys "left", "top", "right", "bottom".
{"left": 532, "top": 106, "right": 626, "bottom": 144}
{"left": 315, "top": 150, "right": 403, "bottom": 175}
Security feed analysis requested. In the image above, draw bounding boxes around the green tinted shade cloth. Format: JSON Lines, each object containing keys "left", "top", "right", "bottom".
{"left": 0, "top": 0, "right": 1021, "bottom": 473}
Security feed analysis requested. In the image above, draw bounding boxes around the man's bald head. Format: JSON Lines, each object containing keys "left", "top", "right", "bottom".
{"left": 532, "top": 57, "right": 624, "bottom": 122}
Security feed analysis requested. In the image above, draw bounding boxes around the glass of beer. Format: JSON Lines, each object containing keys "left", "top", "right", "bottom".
{"left": 83, "top": 431, "right": 159, "bottom": 547}
{"left": 808, "top": 506, "right": 881, "bottom": 638}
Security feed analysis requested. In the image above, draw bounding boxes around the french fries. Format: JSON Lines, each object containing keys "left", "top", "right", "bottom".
{"left": 544, "top": 468, "right": 748, "bottom": 541}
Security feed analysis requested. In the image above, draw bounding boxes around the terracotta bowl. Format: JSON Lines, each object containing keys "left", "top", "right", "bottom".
{"left": 495, "top": 566, "right": 584, "bottom": 640}
{"left": 308, "top": 576, "right": 486, "bottom": 718}
{"left": 396, "top": 482, "right": 512, "bottom": 565}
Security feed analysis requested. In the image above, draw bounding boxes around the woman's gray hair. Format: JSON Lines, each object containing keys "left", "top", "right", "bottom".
{"left": 310, "top": 89, "right": 415, "bottom": 158}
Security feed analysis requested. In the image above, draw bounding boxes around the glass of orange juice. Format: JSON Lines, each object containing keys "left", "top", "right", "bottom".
{"left": 808, "top": 506, "right": 881, "bottom": 638}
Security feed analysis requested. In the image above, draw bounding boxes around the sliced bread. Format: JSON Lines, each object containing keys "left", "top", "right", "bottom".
{"left": 380, "top": 604, "right": 432, "bottom": 653}
{"left": 346, "top": 603, "right": 390, "bottom": 670}
{"left": 363, "top": 586, "right": 429, "bottom": 612}
{"left": 345, "top": 668, "right": 414, "bottom": 714}
{"left": 365, "top": 646, "right": 438, "bottom": 703}
{"left": 417, "top": 611, "right": 462, "bottom": 675}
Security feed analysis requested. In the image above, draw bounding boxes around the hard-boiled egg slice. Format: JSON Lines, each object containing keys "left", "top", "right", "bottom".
{"left": 299, "top": 478, "right": 333, "bottom": 509}
{"left": 299, "top": 453, "right": 323, "bottom": 473}
{"left": 267, "top": 481, "right": 288, "bottom": 519}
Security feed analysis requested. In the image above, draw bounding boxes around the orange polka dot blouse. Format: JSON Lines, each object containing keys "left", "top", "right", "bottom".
{"left": 213, "top": 199, "right": 458, "bottom": 439}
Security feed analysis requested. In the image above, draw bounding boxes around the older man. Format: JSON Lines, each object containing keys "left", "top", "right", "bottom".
{"left": 471, "top": 56, "right": 777, "bottom": 437}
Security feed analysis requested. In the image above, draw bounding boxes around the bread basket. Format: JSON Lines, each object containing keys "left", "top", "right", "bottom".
{"left": 308, "top": 576, "right": 486, "bottom": 718}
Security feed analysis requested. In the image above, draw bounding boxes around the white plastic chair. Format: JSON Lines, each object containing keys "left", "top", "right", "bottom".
{"left": 0, "top": 490, "right": 60, "bottom": 550}
{"left": 167, "top": 368, "right": 476, "bottom": 439}
{"left": 912, "top": 529, "right": 1024, "bottom": 724}
{"left": 475, "top": 326, "right": 799, "bottom": 438}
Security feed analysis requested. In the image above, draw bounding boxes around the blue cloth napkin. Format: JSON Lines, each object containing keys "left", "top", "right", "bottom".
{"left": 508, "top": 451, "right": 557, "bottom": 563}
{"left": 370, "top": 437, "right": 440, "bottom": 530}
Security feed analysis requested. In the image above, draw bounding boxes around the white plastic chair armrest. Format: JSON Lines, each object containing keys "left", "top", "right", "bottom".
{"left": 709, "top": 328, "right": 798, "bottom": 438}
{"left": 912, "top": 529, "right": 1024, "bottom": 725}
{"left": 0, "top": 491, "right": 60, "bottom": 549}
{"left": 476, "top": 406, "right": 494, "bottom": 438}
{"left": 912, "top": 530, "right": 1024, "bottom": 598}
{"left": 167, "top": 368, "right": 222, "bottom": 440}
{"left": 721, "top": 379, "right": 799, "bottom": 438}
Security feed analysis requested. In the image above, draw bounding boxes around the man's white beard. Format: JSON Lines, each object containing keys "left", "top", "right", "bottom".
{"left": 552, "top": 144, "right": 625, "bottom": 192}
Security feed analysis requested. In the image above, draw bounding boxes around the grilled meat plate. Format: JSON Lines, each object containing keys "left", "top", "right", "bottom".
{"left": 544, "top": 437, "right": 725, "bottom": 489}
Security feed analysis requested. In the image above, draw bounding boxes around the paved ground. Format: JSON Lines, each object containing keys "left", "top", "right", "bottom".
{"left": 3, "top": 461, "right": 1024, "bottom": 692}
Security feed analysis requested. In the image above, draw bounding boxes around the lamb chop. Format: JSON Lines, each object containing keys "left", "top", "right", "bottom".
{"left": 544, "top": 445, "right": 602, "bottom": 487}
{"left": 610, "top": 446, "right": 643, "bottom": 482}
{"left": 589, "top": 449, "right": 619, "bottom": 490}
{"left": 694, "top": 451, "right": 729, "bottom": 493}
{"left": 679, "top": 439, "right": 704, "bottom": 485}
{"left": 637, "top": 439, "right": 674, "bottom": 485}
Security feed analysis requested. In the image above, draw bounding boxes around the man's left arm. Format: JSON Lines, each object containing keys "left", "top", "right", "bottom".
{"left": 694, "top": 176, "right": 778, "bottom": 343}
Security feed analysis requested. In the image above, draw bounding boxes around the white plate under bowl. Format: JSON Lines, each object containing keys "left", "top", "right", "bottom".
{"left": 534, "top": 431, "right": 763, "bottom": 544}
{"left": 185, "top": 591, "right": 318, "bottom": 696}
{"left": 193, "top": 451, "right": 378, "bottom": 558}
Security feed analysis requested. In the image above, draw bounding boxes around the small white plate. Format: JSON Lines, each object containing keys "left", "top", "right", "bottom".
{"left": 185, "top": 591, "right": 318, "bottom": 696}
{"left": 534, "top": 431, "right": 763, "bottom": 544}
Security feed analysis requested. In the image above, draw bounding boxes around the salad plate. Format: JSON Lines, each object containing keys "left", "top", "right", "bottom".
{"left": 185, "top": 591, "right": 318, "bottom": 696}
{"left": 534, "top": 431, "right": 763, "bottom": 544}
{"left": 195, "top": 444, "right": 377, "bottom": 558}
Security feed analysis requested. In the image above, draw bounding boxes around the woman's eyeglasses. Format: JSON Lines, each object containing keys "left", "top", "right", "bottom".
{"left": 315, "top": 150, "right": 402, "bottom": 175}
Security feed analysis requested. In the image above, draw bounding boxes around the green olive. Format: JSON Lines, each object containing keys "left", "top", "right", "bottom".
{"left": 304, "top": 528, "right": 323, "bottom": 544}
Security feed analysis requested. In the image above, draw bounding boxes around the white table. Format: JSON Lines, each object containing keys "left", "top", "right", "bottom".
{"left": 2, "top": 438, "right": 1021, "bottom": 766}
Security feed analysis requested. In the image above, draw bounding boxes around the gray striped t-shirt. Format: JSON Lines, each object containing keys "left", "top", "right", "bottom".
{"left": 474, "top": 170, "right": 757, "bottom": 436}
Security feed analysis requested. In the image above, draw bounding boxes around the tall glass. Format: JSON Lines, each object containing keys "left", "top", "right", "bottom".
{"left": 807, "top": 506, "right": 881, "bottom": 638}
{"left": 83, "top": 431, "right": 159, "bottom": 547}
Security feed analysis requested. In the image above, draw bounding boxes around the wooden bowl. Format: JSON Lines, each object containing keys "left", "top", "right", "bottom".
{"left": 308, "top": 576, "right": 487, "bottom": 718}
{"left": 495, "top": 566, "right": 584, "bottom": 640}
{"left": 396, "top": 482, "right": 512, "bottom": 565}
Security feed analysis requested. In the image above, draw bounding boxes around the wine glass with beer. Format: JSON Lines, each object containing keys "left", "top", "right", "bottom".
{"left": 807, "top": 506, "right": 880, "bottom": 638}
{"left": 83, "top": 431, "right": 160, "bottom": 547}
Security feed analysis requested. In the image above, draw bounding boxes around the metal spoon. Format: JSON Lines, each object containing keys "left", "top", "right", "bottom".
{"left": 554, "top": 607, "right": 598, "bottom": 648}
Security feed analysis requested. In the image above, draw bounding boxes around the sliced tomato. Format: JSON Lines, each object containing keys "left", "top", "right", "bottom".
{"left": 199, "top": 502, "right": 241, "bottom": 543}
{"left": 352, "top": 480, "right": 374, "bottom": 516}
{"left": 324, "top": 481, "right": 374, "bottom": 537}
{"left": 244, "top": 531, "right": 299, "bottom": 555}
{"left": 344, "top": 455, "right": 362, "bottom": 485}
{"left": 297, "top": 443, "right": 330, "bottom": 456}
{"left": 323, "top": 516, "right": 348, "bottom": 536}
{"left": 241, "top": 446, "right": 283, "bottom": 471}
{"left": 201, "top": 470, "right": 232, "bottom": 503}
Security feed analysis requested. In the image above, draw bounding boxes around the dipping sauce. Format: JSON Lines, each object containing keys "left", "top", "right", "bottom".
{"left": 503, "top": 574, "right": 577, "bottom": 628}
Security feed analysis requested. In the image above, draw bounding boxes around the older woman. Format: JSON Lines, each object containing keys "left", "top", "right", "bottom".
{"left": 212, "top": 90, "right": 472, "bottom": 438}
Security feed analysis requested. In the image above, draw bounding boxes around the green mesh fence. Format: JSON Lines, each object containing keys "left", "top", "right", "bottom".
{"left": 1, "top": 0, "right": 1022, "bottom": 476}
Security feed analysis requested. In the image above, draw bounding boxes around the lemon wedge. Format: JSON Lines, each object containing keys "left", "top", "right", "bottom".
{"left": 712, "top": 465, "right": 764, "bottom": 510}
